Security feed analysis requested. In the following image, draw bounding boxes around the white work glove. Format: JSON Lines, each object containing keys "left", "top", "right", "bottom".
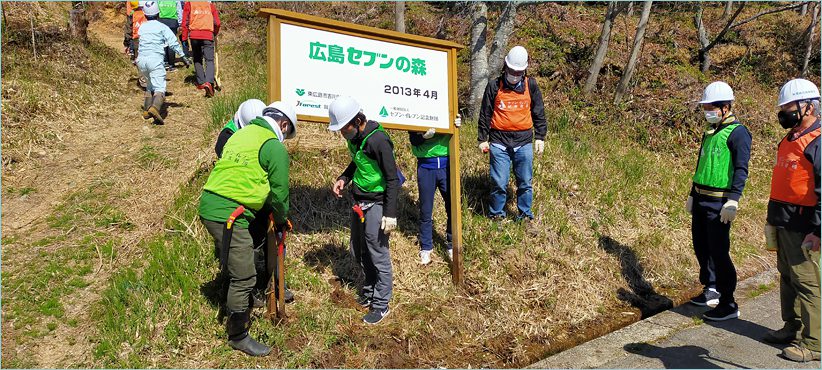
{"left": 479, "top": 141, "right": 490, "bottom": 153}
{"left": 422, "top": 127, "right": 436, "bottom": 139}
{"left": 719, "top": 199, "right": 738, "bottom": 224}
{"left": 686, "top": 196, "right": 693, "bottom": 215}
{"left": 454, "top": 114, "right": 462, "bottom": 128}
{"left": 802, "top": 233, "right": 821, "bottom": 252}
{"left": 764, "top": 223, "right": 778, "bottom": 251}
{"left": 381, "top": 216, "right": 397, "bottom": 234}
{"left": 534, "top": 140, "right": 545, "bottom": 155}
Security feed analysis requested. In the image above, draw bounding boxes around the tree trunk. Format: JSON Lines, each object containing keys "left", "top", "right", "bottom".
{"left": 802, "top": 3, "right": 819, "bottom": 77}
{"left": 627, "top": 2, "right": 634, "bottom": 17}
{"left": 584, "top": 1, "right": 622, "bottom": 94}
{"left": 694, "top": 5, "right": 711, "bottom": 73}
{"left": 68, "top": 1, "right": 88, "bottom": 44}
{"left": 614, "top": 0, "right": 653, "bottom": 105}
{"left": 468, "top": 1, "right": 489, "bottom": 121}
{"left": 394, "top": 1, "right": 405, "bottom": 33}
{"left": 723, "top": 0, "right": 734, "bottom": 18}
{"left": 801, "top": 2, "right": 809, "bottom": 16}
{"left": 488, "top": 1, "right": 521, "bottom": 75}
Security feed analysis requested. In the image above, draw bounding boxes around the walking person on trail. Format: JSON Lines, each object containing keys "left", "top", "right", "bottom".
{"left": 762, "top": 78, "right": 821, "bottom": 363}
{"left": 181, "top": 0, "right": 220, "bottom": 97}
{"left": 329, "top": 96, "right": 400, "bottom": 325}
{"left": 408, "top": 115, "right": 461, "bottom": 265}
{"left": 685, "top": 81, "right": 751, "bottom": 322}
{"left": 156, "top": 0, "right": 183, "bottom": 71}
{"left": 135, "top": 1, "right": 190, "bottom": 125}
{"left": 122, "top": 0, "right": 145, "bottom": 63}
{"left": 477, "top": 46, "right": 547, "bottom": 231}
{"left": 214, "top": 99, "right": 297, "bottom": 307}
{"left": 199, "top": 102, "right": 298, "bottom": 356}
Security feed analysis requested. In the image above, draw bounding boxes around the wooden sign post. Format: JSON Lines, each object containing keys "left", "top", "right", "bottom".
{"left": 257, "top": 8, "right": 465, "bottom": 286}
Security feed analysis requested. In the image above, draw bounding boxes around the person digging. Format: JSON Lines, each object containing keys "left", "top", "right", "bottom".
{"left": 199, "top": 102, "right": 297, "bottom": 356}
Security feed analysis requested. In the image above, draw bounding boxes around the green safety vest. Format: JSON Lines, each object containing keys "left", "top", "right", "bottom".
{"left": 348, "top": 125, "right": 390, "bottom": 193}
{"left": 411, "top": 134, "right": 450, "bottom": 158}
{"left": 203, "top": 125, "right": 277, "bottom": 211}
{"left": 158, "top": 1, "right": 177, "bottom": 19}
{"left": 692, "top": 123, "right": 740, "bottom": 190}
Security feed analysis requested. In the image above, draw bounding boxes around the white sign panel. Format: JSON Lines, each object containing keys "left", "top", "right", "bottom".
{"left": 278, "top": 23, "right": 451, "bottom": 129}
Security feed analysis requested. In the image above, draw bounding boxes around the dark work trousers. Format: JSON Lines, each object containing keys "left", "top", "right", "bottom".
{"left": 417, "top": 162, "right": 452, "bottom": 251}
{"left": 350, "top": 202, "right": 393, "bottom": 310}
{"left": 691, "top": 194, "right": 737, "bottom": 305}
{"left": 190, "top": 38, "right": 215, "bottom": 86}
{"left": 158, "top": 18, "right": 179, "bottom": 66}
{"left": 202, "top": 218, "right": 255, "bottom": 313}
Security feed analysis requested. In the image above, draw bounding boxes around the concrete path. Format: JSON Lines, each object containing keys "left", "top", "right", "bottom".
{"left": 530, "top": 270, "right": 821, "bottom": 369}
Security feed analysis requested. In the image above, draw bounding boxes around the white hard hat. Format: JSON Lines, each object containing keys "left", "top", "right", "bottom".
{"left": 264, "top": 101, "right": 298, "bottom": 139}
{"left": 142, "top": 1, "right": 159, "bottom": 16}
{"left": 328, "top": 96, "right": 362, "bottom": 131}
{"left": 778, "top": 78, "right": 821, "bottom": 107}
{"left": 504, "top": 46, "right": 528, "bottom": 71}
{"left": 698, "top": 81, "right": 735, "bottom": 104}
{"left": 137, "top": 1, "right": 146, "bottom": 8}
{"left": 233, "top": 99, "right": 266, "bottom": 130}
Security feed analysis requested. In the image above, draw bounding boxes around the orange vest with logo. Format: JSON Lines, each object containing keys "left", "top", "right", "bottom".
{"left": 770, "top": 128, "right": 821, "bottom": 207}
{"left": 132, "top": 9, "right": 146, "bottom": 39}
{"left": 491, "top": 78, "right": 533, "bottom": 131}
{"left": 189, "top": 2, "right": 214, "bottom": 32}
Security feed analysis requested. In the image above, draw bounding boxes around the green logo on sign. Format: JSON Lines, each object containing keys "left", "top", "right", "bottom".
{"left": 296, "top": 88, "right": 305, "bottom": 96}
{"left": 379, "top": 106, "right": 389, "bottom": 117}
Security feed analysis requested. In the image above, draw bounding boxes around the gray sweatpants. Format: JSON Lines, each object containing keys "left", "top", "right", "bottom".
{"left": 350, "top": 202, "right": 393, "bottom": 310}
{"left": 191, "top": 38, "right": 215, "bottom": 85}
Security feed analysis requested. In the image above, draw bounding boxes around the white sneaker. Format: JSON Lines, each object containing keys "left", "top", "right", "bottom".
{"left": 419, "top": 250, "right": 432, "bottom": 265}
{"left": 447, "top": 248, "right": 453, "bottom": 261}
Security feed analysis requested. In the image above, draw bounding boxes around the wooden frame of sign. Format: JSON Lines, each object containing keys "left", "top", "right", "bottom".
{"left": 257, "top": 8, "right": 466, "bottom": 286}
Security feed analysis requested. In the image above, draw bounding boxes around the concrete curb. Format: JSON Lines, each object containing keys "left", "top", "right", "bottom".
{"left": 529, "top": 269, "right": 783, "bottom": 369}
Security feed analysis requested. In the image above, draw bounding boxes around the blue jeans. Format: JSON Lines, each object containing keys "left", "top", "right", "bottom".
{"left": 489, "top": 143, "right": 533, "bottom": 219}
{"left": 417, "top": 164, "right": 452, "bottom": 251}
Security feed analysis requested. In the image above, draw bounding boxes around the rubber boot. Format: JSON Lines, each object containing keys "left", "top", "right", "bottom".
{"left": 148, "top": 92, "right": 165, "bottom": 125}
{"left": 226, "top": 310, "right": 271, "bottom": 357}
{"left": 142, "top": 91, "right": 152, "bottom": 120}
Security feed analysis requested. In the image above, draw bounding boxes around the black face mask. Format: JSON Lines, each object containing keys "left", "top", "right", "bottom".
{"left": 778, "top": 110, "right": 801, "bottom": 129}
{"left": 778, "top": 102, "right": 807, "bottom": 130}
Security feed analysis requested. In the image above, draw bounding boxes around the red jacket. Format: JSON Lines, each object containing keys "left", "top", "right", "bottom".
{"left": 181, "top": 1, "right": 220, "bottom": 41}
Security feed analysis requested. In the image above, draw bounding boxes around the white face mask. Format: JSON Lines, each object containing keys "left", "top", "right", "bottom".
{"left": 505, "top": 72, "right": 523, "bottom": 85}
{"left": 704, "top": 110, "right": 722, "bottom": 124}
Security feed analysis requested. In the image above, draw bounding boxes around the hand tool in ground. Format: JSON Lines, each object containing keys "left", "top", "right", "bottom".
{"left": 266, "top": 215, "right": 289, "bottom": 319}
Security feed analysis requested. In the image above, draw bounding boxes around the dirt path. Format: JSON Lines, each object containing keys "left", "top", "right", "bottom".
{"left": 1, "top": 7, "right": 223, "bottom": 367}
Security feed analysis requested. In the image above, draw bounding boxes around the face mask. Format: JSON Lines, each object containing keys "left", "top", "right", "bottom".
{"left": 505, "top": 72, "right": 522, "bottom": 85}
{"left": 342, "top": 120, "right": 359, "bottom": 140}
{"left": 704, "top": 110, "right": 722, "bottom": 124}
{"left": 778, "top": 110, "right": 802, "bottom": 130}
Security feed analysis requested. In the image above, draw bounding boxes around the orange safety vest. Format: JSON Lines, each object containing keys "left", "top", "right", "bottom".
{"left": 769, "top": 128, "right": 821, "bottom": 207}
{"left": 132, "top": 9, "right": 147, "bottom": 39}
{"left": 490, "top": 78, "right": 534, "bottom": 131}
{"left": 189, "top": 2, "right": 214, "bottom": 32}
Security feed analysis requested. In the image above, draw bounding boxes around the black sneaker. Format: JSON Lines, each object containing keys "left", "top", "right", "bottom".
{"left": 690, "top": 288, "right": 720, "bottom": 307}
{"left": 703, "top": 302, "right": 739, "bottom": 321}
{"left": 363, "top": 306, "right": 390, "bottom": 325}
{"left": 251, "top": 288, "right": 266, "bottom": 308}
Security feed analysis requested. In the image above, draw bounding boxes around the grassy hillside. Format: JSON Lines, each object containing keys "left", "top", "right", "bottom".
{"left": 2, "top": 1, "right": 820, "bottom": 368}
